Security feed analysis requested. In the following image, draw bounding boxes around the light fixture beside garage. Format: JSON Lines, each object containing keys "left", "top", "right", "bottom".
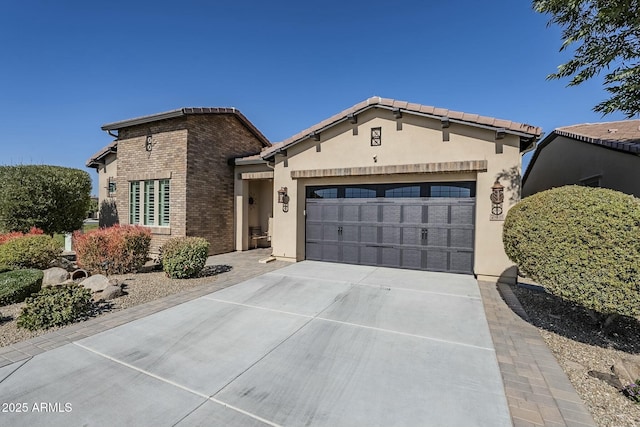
{"left": 490, "top": 180, "right": 505, "bottom": 221}
{"left": 277, "top": 187, "right": 289, "bottom": 212}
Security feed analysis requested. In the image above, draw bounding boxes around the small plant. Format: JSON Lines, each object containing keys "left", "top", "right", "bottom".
{"left": 0, "top": 234, "right": 62, "bottom": 270}
{"left": 160, "top": 237, "right": 210, "bottom": 279}
{"left": 73, "top": 225, "right": 151, "bottom": 274}
{"left": 0, "top": 269, "right": 43, "bottom": 306}
{"left": 623, "top": 380, "right": 640, "bottom": 404}
{"left": 17, "top": 284, "right": 93, "bottom": 331}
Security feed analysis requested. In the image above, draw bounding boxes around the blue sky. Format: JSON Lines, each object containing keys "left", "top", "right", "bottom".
{"left": 0, "top": 0, "right": 628, "bottom": 194}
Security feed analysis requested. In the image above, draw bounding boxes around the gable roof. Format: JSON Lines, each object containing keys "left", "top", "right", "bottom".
{"left": 522, "top": 119, "right": 640, "bottom": 184}
{"left": 259, "top": 97, "right": 542, "bottom": 160}
{"left": 86, "top": 141, "right": 117, "bottom": 168}
{"left": 88, "top": 107, "right": 271, "bottom": 168}
{"left": 101, "top": 107, "right": 270, "bottom": 147}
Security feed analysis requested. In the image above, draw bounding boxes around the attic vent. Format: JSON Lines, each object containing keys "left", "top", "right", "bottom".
{"left": 608, "top": 128, "right": 618, "bottom": 133}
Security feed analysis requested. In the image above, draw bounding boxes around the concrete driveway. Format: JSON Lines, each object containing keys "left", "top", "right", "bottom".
{"left": 0, "top": 261, "right": 510, "bottom": 427}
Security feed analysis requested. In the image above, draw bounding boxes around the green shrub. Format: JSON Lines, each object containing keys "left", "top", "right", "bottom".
{"left": 0, "top": 269, "right": 43, "bottom": 306}
{"left": 161, "top": 237, "right": 210, "bottom": 279}
{"left": 17, "top": 284, "right": 93, "bottom": 331}
{"left": 0, "top": 165, "right": 91, "bottom": 235}
{"left": 0, "top": 235, "right": 62, "bottom": 270}
{"left": 73, "top": 225, "right": 151, "bottom": 274}
{"left": 503, "top": 186, "right": 640, "bottom": 319}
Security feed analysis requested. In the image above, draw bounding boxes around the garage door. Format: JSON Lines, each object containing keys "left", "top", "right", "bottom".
{"left": 305, "top": 182, "right": 475, "bottom": 274}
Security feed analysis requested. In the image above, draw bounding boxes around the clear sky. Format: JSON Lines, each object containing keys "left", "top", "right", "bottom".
{"left": 0, "top": 0, "right": 629, "bottom": 194}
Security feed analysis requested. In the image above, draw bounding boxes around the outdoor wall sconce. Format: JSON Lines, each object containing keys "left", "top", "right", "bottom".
{"left": 277, "top": 187, "right": 289, "bottom": 212}
{"left": 490, "top": 180, "right": 505, "bottom": 220}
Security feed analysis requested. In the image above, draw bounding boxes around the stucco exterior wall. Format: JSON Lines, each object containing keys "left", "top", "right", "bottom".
{"left": 234, "top": 163, "right": 274, "bottom": 251}
{"left": 269, "top": 108, "right": 522, "bottom": 281}
{"left": 96, "top": 153, "right": 117, "bottom": 204}
{"left": 523, "top": 136, "right": 640, "bottom": 198}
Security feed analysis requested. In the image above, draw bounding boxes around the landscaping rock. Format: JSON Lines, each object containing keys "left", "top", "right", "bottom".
{"left": 612, "top": 357, "right": 640, "bottom": 385}
{"left": 42, "top": 267, "right": 70, "bottom": 287}
{"left": 82, "top": 274, "right": 111, "bottom": 293}
{"left": 93, "top": 285, "right": 123, "bottom": 302}
{"left": 49, "top": 256, "right": 76, "bottom": 272}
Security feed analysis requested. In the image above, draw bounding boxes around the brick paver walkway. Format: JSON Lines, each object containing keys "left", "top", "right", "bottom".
{"left": 480, "top": 281, "right": 597, "bottom": 427}
{"left": 0, "top": 255, "right": 599, "bottom": 426}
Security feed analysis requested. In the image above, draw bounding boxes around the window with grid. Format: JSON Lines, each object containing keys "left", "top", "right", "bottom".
{"left": 129, "top": 181, "right": 140, "bottom": 224}
{"left": 371, "top": 127, "right": 382, "bottom": 146}
{"left": 129, "top": 179, "right": 170, "bottom": 226}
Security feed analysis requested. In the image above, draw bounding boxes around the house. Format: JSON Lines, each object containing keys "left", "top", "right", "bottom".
{"left": 523, "top": 120, "right": 640, "bottom": 198}
{"left": 88, "top": 97, "right": 541, "bottom": 284}
{"left": 234, "top": 97, "right": 541, "bottom": 283}
{"left": 87, "top": 107, "right": 270, "bottom": 255}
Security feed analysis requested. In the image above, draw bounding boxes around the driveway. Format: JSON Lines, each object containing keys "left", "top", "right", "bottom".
{"left": 0, "top": 261, "right": 510, "bottom": 427}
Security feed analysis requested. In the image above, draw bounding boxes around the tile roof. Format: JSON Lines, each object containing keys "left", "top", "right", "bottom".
{"left": 554, "top": 120, "right": 640, "bottom": 154}
{"left": 86, "top": 141, "right": 117, "bottom": 168}
{"left": 101, "top": 107, "right": 270, "bottom": 147}
{"left": 260, "top": 96, "right": 542, "bottom": 159}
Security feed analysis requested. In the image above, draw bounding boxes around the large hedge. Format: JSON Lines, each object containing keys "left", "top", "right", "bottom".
{"left": 0, "top": 235, "right": 62, "bottom": 270}
{"left": 503, "top": 186, "right": 640, "bottom": 319}
{"left": 0, "top": 165, "right": 92, "bottom": 234}
{"left": 0, "top": 269, "right": 43, "bottom": 306}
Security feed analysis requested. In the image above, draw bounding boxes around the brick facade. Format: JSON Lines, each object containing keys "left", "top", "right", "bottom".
{"left": 111, "top": 113, "right": 265, "bottom": 255}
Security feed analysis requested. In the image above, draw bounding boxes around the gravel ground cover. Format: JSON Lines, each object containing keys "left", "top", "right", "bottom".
{"left": 514, "top": 284, "right": 640, "bottom": 427}
{"left": 0, "top": 265, "right": 230, "bottom": 348}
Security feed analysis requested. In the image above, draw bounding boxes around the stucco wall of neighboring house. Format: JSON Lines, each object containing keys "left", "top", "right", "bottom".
{"left": 116, "top": 118, "right": 189, "bottom": 254}
{"left": 523, "top": 135, "right": 640, "bottom": 198}
{"left": 269, "top": 108, "right": 523, "bottom": 281}
{"left": 185, "top": 115, "right": 267, "bottom": 255}
{"left": 96, "top": 153, "right": 117, "bottom": 204}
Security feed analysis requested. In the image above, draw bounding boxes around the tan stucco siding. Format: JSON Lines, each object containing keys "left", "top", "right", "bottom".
{"left": 523, "top": 136, "right": 640, "bottom": 198}
{"left": 96, "top": 153, "right": 117, "bottom": 204}
{"left": 269, "top": 108, "right": 522, "bottom": 280}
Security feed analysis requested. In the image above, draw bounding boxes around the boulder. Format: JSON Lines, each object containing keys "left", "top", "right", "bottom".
{"left": 82, "top": 274, "right": 111, "bottom": 293}
{"left": 612, "top": 358, "right": 640, "bottom": 385}
{"left": 93, "top": 285, "right": 123, "bottom": 302}
{"left": 42, "top": 267, "right": 70, "bottom": 287}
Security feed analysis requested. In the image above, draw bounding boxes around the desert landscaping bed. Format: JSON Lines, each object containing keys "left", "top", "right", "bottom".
{"left": 0, "top": 266, "right": 229, "bottom": 349}
{"left": 514, "top": 285, "right": 640, "bottom": 427}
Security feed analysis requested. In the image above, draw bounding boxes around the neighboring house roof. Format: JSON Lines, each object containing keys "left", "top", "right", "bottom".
{"left": 522, "top": 119, "right": 640, "bottom": 184}
{"left": 86, "top": 141, "right": 117, "bottom": 168}
{"left": 255, "top": 96, "right": 542, "bottom": 161}
{"left": 88, "top": 107, "right": 271, "bottom": 168}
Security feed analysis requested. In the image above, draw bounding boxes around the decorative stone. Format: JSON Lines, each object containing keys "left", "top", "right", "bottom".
{"left": 93, "top": 285, "right": 123, "bottom": 302}
{"left": 42, "top": 267, "right": 70, "bottom": 287}
{"left": 612, "top": 358, "right": 640, "bottom": 385}
{"left": 82, "top": 274, "right": 111, "bottom": 293}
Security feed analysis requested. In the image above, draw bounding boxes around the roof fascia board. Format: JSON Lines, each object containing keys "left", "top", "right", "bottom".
{"left": 101, "top": 109, "right": 185, "bottom": 131}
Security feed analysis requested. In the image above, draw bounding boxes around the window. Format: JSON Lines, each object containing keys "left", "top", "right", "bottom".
{"left": 371, "top": 127, "right": 382, "bottom": 146}
{"left": 129, "top": 179, "right": 170, "bottom": 226}
{"left": 430, "top": 184, "right": 473, "bottom": 198}
{"left": 345, "top": 187, "right": 376, "bottom": 198}
{"left": 580, "top": 176, "right": 601, "bottom": 188}
{"left": 307, "top": 188, "right": 338, "bottom": 199}
{"left": 384, "top": 185, "right": 420, "bottom": 198}
{"left": 107, "top": 177, "right": 116, "bottom": 197}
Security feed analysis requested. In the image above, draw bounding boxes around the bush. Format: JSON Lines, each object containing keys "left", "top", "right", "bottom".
{"left": 0, "top": 227, "right": 44, "bottom": 245}
{"left": 0, "top": 235, "right": 62, "bottom": 270}
{"left": 17, "top": 284, "right": 92, "bottom": 331}
{"left": 0, "top": 269, "right": 43, "bottom": 306}
{"left": 161, "top": 237, "right": 210, "bottom": 279}
{"left": 623, "top": 380, "right": 640, "bottom": 403}
{"left": 503, "top": 186, "right": 640, "bottom": 320}
{"left": 0, "top": 165, "right": 91, "bottom": 235}
{"left": 73, "top": 225, "right": 151, "bottom": 274}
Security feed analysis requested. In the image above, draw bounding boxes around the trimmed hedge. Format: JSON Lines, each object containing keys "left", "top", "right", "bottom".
{"left": 17, "top": 284, "right": 93, "bottom": 331}
{"left": 0, "top": 165, "right": 91, "bottom": 235}
{"left": 503, "top": 186, "right": 640, "bottom": 318}
{"left": 0, "top": 269, "right": 43, "bottom": 306}
{"left": 161, "top": 237, "right": 210, "bottom": 279}
{"left": 73, "top": 225, "right": 151, "bottom": 275}
{"left": 0, "top": 235, "right": 62, "bottom": 270}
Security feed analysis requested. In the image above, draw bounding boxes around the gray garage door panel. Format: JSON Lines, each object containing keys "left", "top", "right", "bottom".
{"left": 305, "top": 197, "right": 475, "bottom": 274}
